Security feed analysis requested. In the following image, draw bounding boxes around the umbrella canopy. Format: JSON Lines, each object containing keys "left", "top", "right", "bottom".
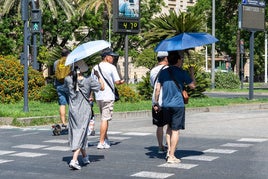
{"left": 65, "top": 40, "right": 111, "bottom": 66}
{"left": 155, "top": 32, "right": 219, "bottom": 52}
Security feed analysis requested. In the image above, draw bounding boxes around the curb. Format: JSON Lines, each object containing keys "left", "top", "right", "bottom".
{"left": 1, "top": 103, "right": 268, "bottom": 126}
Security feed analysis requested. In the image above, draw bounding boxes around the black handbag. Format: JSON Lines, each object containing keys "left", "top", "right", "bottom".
{"left": 98, "top": 65, "right": 120, "bottom": 102}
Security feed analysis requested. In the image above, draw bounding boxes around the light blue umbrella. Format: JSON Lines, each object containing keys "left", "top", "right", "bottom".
{"left": 65, "top": 40, "right": 111, "bottom": 66}
{"left": 155, "top": 32, "right": 219, "bottom": 52}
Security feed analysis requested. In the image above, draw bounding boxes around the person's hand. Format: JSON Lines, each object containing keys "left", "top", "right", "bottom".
{"left": 153, "top": 103, "right": 160, "bottom": 112}
{"left": 120, "top": 79, "right": 125, "bottom": 84}
{"left": 94, "top": 70, "right": 100, "bottom": 78}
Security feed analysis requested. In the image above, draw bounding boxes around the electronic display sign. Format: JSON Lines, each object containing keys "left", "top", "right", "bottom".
{"left": 113, "top": 0, "right": 140, "bottom": 34}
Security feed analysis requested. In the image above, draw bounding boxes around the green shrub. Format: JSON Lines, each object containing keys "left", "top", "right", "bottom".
{"left": 136, "top": 72, "right": 153, "bottom": 100}
{"left": 39, "top": 83, "right": 58, "bottom": 102}
{"left": 0, "top": 55, "right": 45, "bottom": 103}
{"left": 117, "top": 84, "right": 142, "bottom": 102}
{"left": 136, "top": 65, "right": 210, "bottom": 100}
{"left": 184, "top": 64, "right": 210, "bottom": 98}
{"left": 215, "top": 72, "right": 240, "bottom": 89}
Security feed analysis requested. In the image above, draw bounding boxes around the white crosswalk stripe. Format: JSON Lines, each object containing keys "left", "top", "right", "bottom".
{"left": 10, "top": 152, "right": 47, "bottom": 157}
{"left": 43, "top": 139, "right": 68, "bottom": 144}
{"left": 221, "top": 143, "right": 253, "bottom": 147}
{"left": 203, "top": 148, "right": 237, "bottom": 154}
{"left": 158, "top": 163, "right": 198, "bottom": 169}
{"left": 0, "top": 159, "right": 14, "bottom": 164}
{"left": 237, "top": 138, "right": 268, "bottom": 143}
{"left": 181, "top": 155, "right": 219, "bottom": 161}
{"left": 12, "top": 144, "right": 48, "bottom": 149}
{"left": 123, "top": 132, "right": 152, "bottom": 136}
{"left": 131, "top": 171, "right": 174, "bottom": 178}
{"left": 0, "top": 150, "right": 16, "bottom": 155}
{"left": 43, "top": 146, "right": 70, "bottom": 151}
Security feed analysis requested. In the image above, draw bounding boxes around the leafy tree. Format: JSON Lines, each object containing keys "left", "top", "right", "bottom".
{"left": 189, "top": 0, "right": 268, "bottom": 81}
{"left": 0, "top": 0, "right": 75, "bottom": 20}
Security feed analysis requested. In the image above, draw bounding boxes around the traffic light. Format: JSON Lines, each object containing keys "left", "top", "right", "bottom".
{"left": 31, "top": 9, "right": 42, "bottom": 34}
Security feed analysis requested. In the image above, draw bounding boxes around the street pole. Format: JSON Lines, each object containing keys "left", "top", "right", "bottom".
{"left": 265, "top": 31, "right": 267, "bottom": 83}
{"left": 124, "top": 34, "right": 129, "bottom": 84}
{"left": 249, "top": 31, "right": 255, "bottom": 100}
{"left": 22, "top": 0, "right": 29, "bottom": 112}
{"left": 211, "top": 0, "right": 216, "bottom": 89}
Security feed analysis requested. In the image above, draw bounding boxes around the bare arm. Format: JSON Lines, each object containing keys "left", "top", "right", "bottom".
{"left": 94, "top": 70, "right": 105, "bottom": 91}
{"left": 153, "top": 82, "right": 161, "bottom": 111}
{"left": 188, "top": 66, "right": 196, "bottom": 89}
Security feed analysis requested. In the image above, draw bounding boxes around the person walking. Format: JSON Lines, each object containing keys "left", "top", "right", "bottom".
{"left": 65, "top": 60, "right": 104, "bottom": 170}
{"left": 92, "top": 48, "right": 124, "bottom": 149}
{"left": 150, "top": 51, "right": 169, "bottom": 153}
{"left": 154, "top": 50, "right": 195, "bottom": 163}
{"left": 54, "top": 48, "right": 70, "bottom": 127}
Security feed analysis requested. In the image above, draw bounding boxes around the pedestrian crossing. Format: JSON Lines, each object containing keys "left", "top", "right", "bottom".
{"left": 0, "top": 127, "right": 267, "bottom": 179}
{"left": 130, "top": 137, "right": 268, "bottom": 179}
{"left": 0, "top": 128, "right": 153, "bottom": 166}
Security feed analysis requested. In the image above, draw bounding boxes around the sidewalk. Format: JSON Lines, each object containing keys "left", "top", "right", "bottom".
{"left": 1, "top": 102, "right": 268, "bottom": 126}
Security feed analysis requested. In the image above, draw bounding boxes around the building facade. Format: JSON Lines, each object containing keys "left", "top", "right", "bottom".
{"left": 162, "top": 0, "right": 197, "bottom": 14}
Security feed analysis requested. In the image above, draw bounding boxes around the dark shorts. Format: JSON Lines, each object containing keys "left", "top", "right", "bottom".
{"left": 56, "top": 84, "right": 69, "bottom": 105}
{"left": 152, "top": 107, "right": 168, "bottom": 127}
{"left": 163, "top": 107, "right": 185, "bottom": 130}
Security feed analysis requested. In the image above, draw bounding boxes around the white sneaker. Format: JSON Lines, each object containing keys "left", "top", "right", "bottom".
{"left": 69, "top": 160, "right": 81, "bottom": 170}
{"left": 97, "top": 141, "right": 110, "bottom": 149}
{"left": 82, "top": 156, "right": 90, "bottom": 165}
{"left": 105, "top": 139, "right": 111, "bottom": 146}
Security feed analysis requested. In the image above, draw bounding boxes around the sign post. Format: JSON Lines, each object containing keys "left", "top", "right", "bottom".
{"left": 238, "top": 0, "right": 265, "bottom": 99}
{"left": 113, "top": 0, "right": 140, "bottom": 83}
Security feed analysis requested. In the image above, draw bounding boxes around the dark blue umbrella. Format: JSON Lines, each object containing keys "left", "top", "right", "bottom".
{"left": 155, "top": 32, "right": 219, "bottom": 52}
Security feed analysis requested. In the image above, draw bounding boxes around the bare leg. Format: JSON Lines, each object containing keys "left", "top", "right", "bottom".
{"left": 72, "top": 148, "right": 81, "bottom": 162}
{"left": 81, "top": 149, "right": 87, "bottom": 158}
{"left": 59, "top": 105, "right": 66, "bottom": 125}
{"left": 166, "top": 126, "right": 172, "bottom": 156}
{"left": 156, "top": 126, "right": 164, "bottom": 149}
{"left": 100, "top": 120, "right": 108, "bottom": 144}
{"left": 169, "top": 130, "right": 179, "bottom": 158}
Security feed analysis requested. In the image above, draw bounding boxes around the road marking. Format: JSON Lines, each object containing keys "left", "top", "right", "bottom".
{"left": 108, "top": 136, "right": 131, "bottom": 140}
{"left": 10, "top": 152, "right": 47, "bottom": 157}
{"left": 203, "top": 148, "right": 237, "bottom": 154}
{"left": 0, "top": 159, "right": 13, "bottom": 164}
{"left": 131, "top": 171, "right": 174, "bottom": 178}
{"left": 221, "top": 143, "right": 253, "bottom": 147}
{"left": 12, "top": 144, "right": 48, "bottom": 149}
{"left": 43, "top": 139, "right": 68, "bottom": 144}
{"left": 123, "top": 132, "right": 152, "bottom": 136}
{"left": 43, "top": 146, "right": 70, "bottom": 151}
{"left": 107, "top": 131, "right": 123, "bottom": 135}
{"left": 12, "top": 132, "right": 39, "bottom": 137}
{"left": 237, "top": 138, "right": 268, "bottom": 143}
{"left": 0, "top": 150, "right": 16, "bottom": 155}
{"left": 181, "top": 155, "right": 219, "bottom": 161}
{"left": 158, "top": 163, "right": 198, "bottom": 169}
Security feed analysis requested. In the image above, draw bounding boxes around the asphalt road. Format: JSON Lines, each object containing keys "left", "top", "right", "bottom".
{"left": 0, "top": 107, "right": 268, "bottom": 179}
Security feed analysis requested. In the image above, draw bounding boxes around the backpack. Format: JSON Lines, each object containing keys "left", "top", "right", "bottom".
{"left": 55, "top": 57, "right": 71, "bottom": 83}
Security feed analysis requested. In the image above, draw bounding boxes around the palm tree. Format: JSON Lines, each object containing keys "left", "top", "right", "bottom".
{"left": 143, "top": 10, "right": 206, "bottom": 47}
{"left": 0, "top": 0, "right": 75, "bottom": 21}
{"left": 77, "top": 0, "right": 112, "bottom": 41}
